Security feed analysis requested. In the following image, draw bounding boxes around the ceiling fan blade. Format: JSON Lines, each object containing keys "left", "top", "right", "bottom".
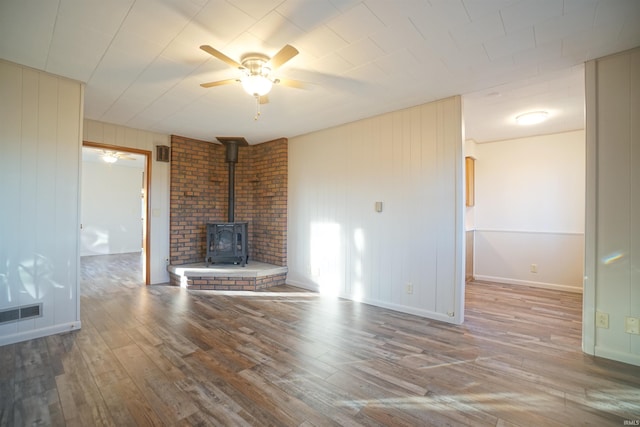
{"left": 277, "top": 77, "right": 306, "bottom": 89}
{"left": 200, "top": 45, "right": 242, "bottom": 69}
{"left": 269, "top": 44, "right": 299, "bottom": 70}
{"left": 200, "top": 78, "right": 238, "bottom": 88}
{"left": 259, "top": 95, "right": 269, "bottom": 105}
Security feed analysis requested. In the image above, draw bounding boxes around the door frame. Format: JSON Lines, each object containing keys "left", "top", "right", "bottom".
{"left": 82, "top": 141, "right": 152, "bottom": 285}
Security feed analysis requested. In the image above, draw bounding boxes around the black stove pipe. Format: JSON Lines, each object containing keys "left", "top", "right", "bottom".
{"left": 225, "top": 142, "right": 238, "bottom": 222}
{"left": 217, "top": 137, "right": 247, "bottom": 223}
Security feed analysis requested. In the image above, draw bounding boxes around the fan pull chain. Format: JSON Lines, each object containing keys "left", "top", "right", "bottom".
{"left": 254, "top": 96, "right": 261, "bottom": 121}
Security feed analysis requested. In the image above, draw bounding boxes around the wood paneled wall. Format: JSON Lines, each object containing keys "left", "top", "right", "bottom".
{"left": 0, "top": 60, "right": 83, "bottom": 345}
{"left": 288, "top": 96, "right": 465, "bottom": 324}
{"left": 585, "top": 46, "right": 640, "bottom": 366}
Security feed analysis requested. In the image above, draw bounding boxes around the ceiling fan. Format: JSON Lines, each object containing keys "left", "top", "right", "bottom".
{"left": 100, "top": 150, "right": 135, "bottom": 164}
{"left": 199, "top": 44, "right": 305, "bottom": 117}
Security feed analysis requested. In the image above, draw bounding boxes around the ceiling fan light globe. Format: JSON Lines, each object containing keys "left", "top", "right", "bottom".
{"left": 102, "top": 154, "right": 118, "bottom": 163}
{"left": 241, "top": 75, "right": 273, "bottom": 97}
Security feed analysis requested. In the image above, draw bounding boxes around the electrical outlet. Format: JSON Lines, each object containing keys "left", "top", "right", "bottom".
{"left": 625, "top": 317, "right": 640, "bottom": 334}
{"left": 406, "top": 283, "right": 413, "bottom": 294}
{"left": 530, "top": 264, "right": 538, "bottom": 273}
{"left": 595, "top": 311, "right": 609, "bottom": 329}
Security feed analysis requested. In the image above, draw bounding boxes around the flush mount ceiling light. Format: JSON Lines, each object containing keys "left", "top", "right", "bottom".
{"left": 515, "top": 111, "right": 549, "bottom": 125}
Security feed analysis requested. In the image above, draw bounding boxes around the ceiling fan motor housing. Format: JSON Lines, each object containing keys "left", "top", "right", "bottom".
{"left": 241, "top": 54, "right": 271, "bottom": 77}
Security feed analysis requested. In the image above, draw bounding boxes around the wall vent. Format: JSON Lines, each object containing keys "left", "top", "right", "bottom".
{"left": 156, "top": 145, "right": 170, "bottom": 162}
{"left": 0, "top": 303, "right": 42, "bottom": 324}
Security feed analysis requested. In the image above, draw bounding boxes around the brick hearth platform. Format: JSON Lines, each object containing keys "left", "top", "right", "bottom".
{"left": 168, "top": 261, "right": 288, "bottom": 291}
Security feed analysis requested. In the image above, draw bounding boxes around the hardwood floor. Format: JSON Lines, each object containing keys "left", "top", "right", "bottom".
{"left": 1, "top": 253, "right": 639, "bottom": 426}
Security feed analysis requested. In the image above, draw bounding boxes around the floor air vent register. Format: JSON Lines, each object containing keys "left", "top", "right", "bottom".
{"left": 0, "top": 303, "right": 43, "bottom": 324}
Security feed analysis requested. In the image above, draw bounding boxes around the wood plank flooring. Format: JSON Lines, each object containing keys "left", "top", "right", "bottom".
{"left": 1, "top": 253, "right": 639, "bottom": 426}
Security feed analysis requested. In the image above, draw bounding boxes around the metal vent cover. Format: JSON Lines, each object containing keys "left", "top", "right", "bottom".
{"left": 0, "top": 309, "right": 19, "bottom": 324}
{"left": 156, "top": 145, "right": 170, "bottom": 162}
{"left": 0, "top": 303, "right": 42, "bottom": 324}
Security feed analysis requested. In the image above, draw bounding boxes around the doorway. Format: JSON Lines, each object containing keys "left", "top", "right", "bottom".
{"left": 461, "top": 67, "right": 586, "bottom": 324}
{"left": 81, "top": 142, "right": 152, "bottom": 285}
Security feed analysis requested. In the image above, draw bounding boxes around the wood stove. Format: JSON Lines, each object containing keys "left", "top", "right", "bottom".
{"left": 206, "top": 222, "right": 248, "bottom": 266}
{"left": 205, "top": 136, "right": 249, "bottom": 267}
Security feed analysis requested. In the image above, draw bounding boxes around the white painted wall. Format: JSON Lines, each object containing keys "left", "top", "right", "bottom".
{"left": 288, "top": 97, "right": 465, "bottom": 324}
{"left": 0, "top": 60, "right": 83, "bottom": 345}
{"left": 585, "top": 47, "right": 640, "bottom": 366}
{"left": 81, "top": 161, "right": 144, "bottom": 256}
{"left": 83, "top": 119, "right": 171, "bottom": 284}
{"left": 473, "top": 131, "right": 585, "bottom": 292}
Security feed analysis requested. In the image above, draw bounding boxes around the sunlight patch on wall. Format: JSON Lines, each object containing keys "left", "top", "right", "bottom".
{"left": 352, "top": 228, "right": 366, "bottom": 302}
{"left": 17, "top": 253, "right": 63, "bottom": 300}
{"left": 310, "top": 222, "right": 343, "bottom": 296}
{"left": 80, "top": 226, "right": 110, "bottom": 255}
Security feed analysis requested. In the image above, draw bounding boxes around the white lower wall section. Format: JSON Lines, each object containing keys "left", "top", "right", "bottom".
{"left": 474, "top": 230, "right": 584, "bottom": 292}
{"left": 288, "top": 96, "right": 465, "bottom": 324}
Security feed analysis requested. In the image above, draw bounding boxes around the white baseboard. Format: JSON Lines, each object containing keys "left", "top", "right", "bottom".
{"left": 473, "top": 274, "right": 583, "bottom": 294}
{"left": 358, "top": 296, "right": 461, "bottom": 324}
{"left": 286, "top": 279, "right": 460, "bottom": 324}
{"left": 0, "top": 321, "right": 82, "bottom": 346}
{"left": 595, "top": 346, "right": 640, "bottom": 367}
{"left": 286, "top": 279, "right": 319, "bottom": 292}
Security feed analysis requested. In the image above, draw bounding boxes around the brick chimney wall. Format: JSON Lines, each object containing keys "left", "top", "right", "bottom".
{"left": 238, "top": 138, "right": 288, "bottom": 266}
{"left": 169, "top": 135, "right": 287, "bottom": 266}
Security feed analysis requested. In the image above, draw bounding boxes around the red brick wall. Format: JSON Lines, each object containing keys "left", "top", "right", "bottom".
{"left": 237, "top": 138, "right": 288, "bottom": 266}
{"left": 169, "top": 272, "right": 287, "bottom": 290}
{"left": 169, "top": 135, "right": 287, "bottom": 266}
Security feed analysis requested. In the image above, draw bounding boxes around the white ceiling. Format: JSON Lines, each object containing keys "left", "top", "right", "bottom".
{"left": 1, "top": 0, "right": 638, "bottom": 144}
